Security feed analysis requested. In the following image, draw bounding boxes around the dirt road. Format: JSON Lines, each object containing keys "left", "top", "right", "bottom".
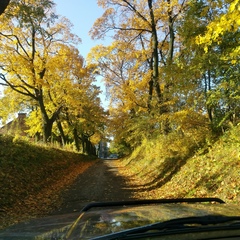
{"left": 52, "top": 159, "right": 135, "bottom": 215}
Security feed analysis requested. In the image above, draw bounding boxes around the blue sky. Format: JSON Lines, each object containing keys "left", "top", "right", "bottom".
{"left": 53, "top": 0, "right": 110, "bottom": 108}
{"left": 54, "top": 0, "right": 106, "bottom": 58}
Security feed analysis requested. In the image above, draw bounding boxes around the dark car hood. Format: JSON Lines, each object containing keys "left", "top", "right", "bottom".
{"left": 1, "top": 202, "right": 240, "bottom": 239}
{"left": 0, "top": 212, "right": 79, "bottom": 239}
{"left": 66, "top": 203, "right": 240, "bottom": 239}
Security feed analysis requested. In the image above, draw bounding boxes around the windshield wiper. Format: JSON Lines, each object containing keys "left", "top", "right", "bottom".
{"left": 91, "top": 215, "right": 240, "bottom": 240}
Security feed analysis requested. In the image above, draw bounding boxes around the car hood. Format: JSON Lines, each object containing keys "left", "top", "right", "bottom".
{"left": 1, "top": 202, "right": 240, "bottom": 239}
{"left": 67, "top": 203, "right": 240, "bottom": 239}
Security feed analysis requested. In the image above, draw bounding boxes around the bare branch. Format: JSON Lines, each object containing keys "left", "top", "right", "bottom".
{"left": 121, "top": 0, "right": 151, "bottom": 27}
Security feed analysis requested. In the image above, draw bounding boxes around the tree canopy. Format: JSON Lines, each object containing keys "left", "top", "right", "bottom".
{"left": 0, "top": 0, "right": 105, "bottom": 154}
{"left": 0, "top": 0, "right": 239, "bottom": 156}
{"left": 88, "top": 0, "right": 240, "bottom": 154}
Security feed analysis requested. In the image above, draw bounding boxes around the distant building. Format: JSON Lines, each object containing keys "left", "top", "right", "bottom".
{"left": 0, "top": 113, "right": 28, "bottom": 137}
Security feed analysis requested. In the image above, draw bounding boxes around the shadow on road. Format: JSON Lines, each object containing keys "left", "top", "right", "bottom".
{"left": 52, "top": 159, "right": 135, "bottom": 215}
{"left": 128, "top": 156, "right": 188, "bottom": 192}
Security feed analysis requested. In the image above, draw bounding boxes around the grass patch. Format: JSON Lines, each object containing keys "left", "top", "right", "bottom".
{"left": 0, "top": 135, "right": 97, "bottom": 229}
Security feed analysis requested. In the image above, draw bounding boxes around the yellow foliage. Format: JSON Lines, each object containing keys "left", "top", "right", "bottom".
{"left": 0, "top": 0, "right": 104, "bottom": 145}
{"left": 197, "top": 0, "right": 240, "bottom": 61}
{"left": 90, "top": 133, "right": 102, "bottom": 145}
{"left": 25, "top": 110, "right": 42, "bottom": 136}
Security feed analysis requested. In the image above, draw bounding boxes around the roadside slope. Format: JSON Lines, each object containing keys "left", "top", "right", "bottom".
{"left": 0, "top": 136, "right": 96, "bottom": 229}
{"left": 117, "top": 125, "right": 240, "bottom": 204}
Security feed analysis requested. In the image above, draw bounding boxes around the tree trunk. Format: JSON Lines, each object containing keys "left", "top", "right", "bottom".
{"left": 36, "top": 89, "right": 61, "bottom": 143}
{"left": 161, "top": 0, "right": 175, "bottom": 134}
{"left": 0, "top": 0, "right": 10, "bottom": 15}
{"left": 148, "top": 0, "right": 163, "bottom": 107}
{"left": 85, "top": 136, "right": 96, "bottom": 156}
{"left": 42, "top": 121, "right": 53, "bottom": 143}
{"left": 81, "top": 134, "right": 87, "bottom": 154}
{"left": 73, "top": 128, "right": 80, "bottom": 151}
{"left": 204, "top": 71, "right": 213, "bottom": 123}
{"left": 167, "top": 0, "right": 175, "bottom": 65}
{"left": 56, "top": 119, "right": 67, "bottom": 146}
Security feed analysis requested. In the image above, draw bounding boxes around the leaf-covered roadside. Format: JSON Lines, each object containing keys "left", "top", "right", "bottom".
{"left": 116, "top": 124, "right": 240, "bottom": 204}
{"left": 0, "top": 135, "right": 97, "bottom": 229}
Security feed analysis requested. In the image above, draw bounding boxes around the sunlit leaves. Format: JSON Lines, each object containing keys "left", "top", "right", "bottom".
{"left": 90, "top": 0, "right": 240, "bottom": 155}
{"left": 89, "top": 0, "right": 197, "bottom": 150}
{"left": 196, "top": 0, "right": 240, "bottom": 62}
{"left": 0, "top": 0, "right": 104, "bottom": 146}
{"left": 25, "top": 109, "right": 42, "bottom": 136}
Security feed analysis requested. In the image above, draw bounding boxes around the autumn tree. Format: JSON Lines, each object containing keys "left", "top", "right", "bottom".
{"left": 48, "top": 48, "right": 106, "bottom": 152}
{"left": 90, "top": 0, "right": 187, "bottom": 112}
{"left": 0, "top": 0, "right": 81, "bottom": 142}
{"left": 197, "top": 0, "right": 240, "bottom": 129}
{"left": 178, "top": 0, "right": 240, "bottom": 132}
{"left": 89, "top": 0, "right": 240, "bottom": 153}
{"left": 88, "top": 0, "right": 190, "bottom": 150}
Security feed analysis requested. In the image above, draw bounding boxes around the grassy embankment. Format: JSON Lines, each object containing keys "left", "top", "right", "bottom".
{"left": 0, "top": 135, "right": 96, "bottom": 229}
{"left": 119, "top": 124, "right": 240, "bottom": 204}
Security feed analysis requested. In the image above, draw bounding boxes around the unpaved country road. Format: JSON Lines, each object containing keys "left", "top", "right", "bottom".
{"left": 51, "top": 159, "right": 135, "bottom": 215}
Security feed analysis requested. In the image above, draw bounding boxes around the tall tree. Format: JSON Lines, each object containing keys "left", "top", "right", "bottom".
{"left": 90, "top": 0, "right": 186, "bottom": 112}
{"left": 0, "top": 0, "right": 81, "bottom": 142}
{"left": 53, "top": 57, "right": 106, "bottom": 153}
{"left": 89, "top": 0, "right": 187, "bottom": 142}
